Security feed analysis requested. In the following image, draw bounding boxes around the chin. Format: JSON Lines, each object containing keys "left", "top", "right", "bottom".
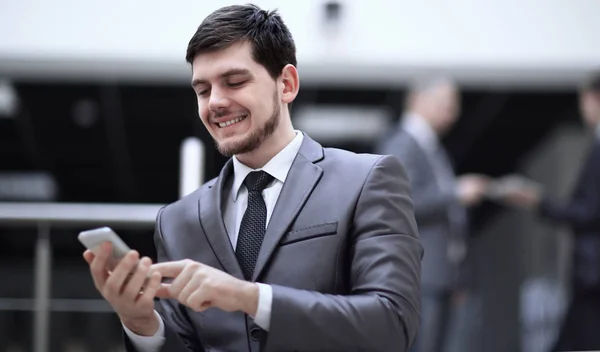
{"left": 215, "top": 132, "right": 260, "bottom": 157}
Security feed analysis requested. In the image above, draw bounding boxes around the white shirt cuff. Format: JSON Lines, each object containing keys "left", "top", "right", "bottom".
{"left": 253, "top": 283, "right": 272, "bottom": 331}
{"left": 122, "top": 310, "right": 166, "bottom": 352}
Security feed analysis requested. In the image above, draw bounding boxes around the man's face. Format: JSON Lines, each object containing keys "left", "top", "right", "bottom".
{"left": 580, "top": 91, "right": 600, "bottom": 126}
{"left": 191, "top": 41, "right": 281, "bottom": 157}
{"left": 428, "top": 83, "right": 461, "bottom": 135}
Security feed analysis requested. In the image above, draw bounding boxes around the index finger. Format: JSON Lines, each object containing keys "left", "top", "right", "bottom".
{"left": 83, "top": 250, "right": 95, "bottom": 265}
{"left": 151, "top": 260, "right": 189, "bottom": 278}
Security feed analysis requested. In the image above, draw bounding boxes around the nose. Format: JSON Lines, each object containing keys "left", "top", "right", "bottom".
{"left": 207, "top": 88, "right": 231, "bottom": 113}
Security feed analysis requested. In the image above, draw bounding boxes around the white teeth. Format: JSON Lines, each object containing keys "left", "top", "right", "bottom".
{"left": 218, "top": 115, "right": 246, "bottom": 128}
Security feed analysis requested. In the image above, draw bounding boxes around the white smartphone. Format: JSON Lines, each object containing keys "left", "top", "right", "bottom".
{"left": 78, "top": 226, "right": 132, "bottom": 271}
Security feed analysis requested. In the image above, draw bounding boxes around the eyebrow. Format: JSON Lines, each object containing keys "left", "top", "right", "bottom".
{"left": 191, "top": 68, "right": 252, "bottom": 88}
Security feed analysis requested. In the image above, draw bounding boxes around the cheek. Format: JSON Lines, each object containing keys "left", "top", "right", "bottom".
{"left": 239, "top": 86, "right": 272, "bottom": 117}
{"left": 593, "top": 101, "right": 600, "bottom": 116}
{"left": 197, "top": 98, "right": 210, "bottom": 121}
{"left": 581, "top": 103, "right": 593, "bottom": 119}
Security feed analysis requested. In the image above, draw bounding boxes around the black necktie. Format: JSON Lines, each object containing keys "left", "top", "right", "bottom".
{"left": 236, "top": 171, "right": 274, "bottom": 281}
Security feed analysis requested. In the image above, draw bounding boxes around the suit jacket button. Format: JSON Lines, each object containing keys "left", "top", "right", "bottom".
{"left": 250, "top": 327, "right": 261, "bottom": 341}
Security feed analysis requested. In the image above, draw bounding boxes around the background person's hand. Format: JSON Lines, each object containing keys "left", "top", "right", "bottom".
{"left": 83, "top": 242, "right": 162, "bottom": 336}
{"left": 451, "top": 289, "right": 468, "bottom": 306}
{"left": 498, "top": 184, "right": 541, "bottom": 210}
{"left": 457, "top": 174, "right": 490, "bottom": 206}
{"left": 486, "top": 174, "right": 542, "bottom": 210}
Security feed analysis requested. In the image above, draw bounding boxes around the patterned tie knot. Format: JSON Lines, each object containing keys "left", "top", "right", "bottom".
{"left": 244, "top": 171, "right": 273, "bottom": 193}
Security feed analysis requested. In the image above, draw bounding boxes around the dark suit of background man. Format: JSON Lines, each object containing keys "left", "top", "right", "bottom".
{"left": 500, "top": 73, "right": 600, "bottom": 352}
{"left": 377, "top": 77, "right": 489, "bottom": 352}
{"left": 82, "top": 4, "right": 423, "bottom": 352}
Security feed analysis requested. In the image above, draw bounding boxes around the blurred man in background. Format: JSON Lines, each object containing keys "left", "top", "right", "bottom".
{"left": 377, "top": 76, "right": 489, "bottom": 352}
{"left": 498, "top": 72, "right": 600, "bottom": 351}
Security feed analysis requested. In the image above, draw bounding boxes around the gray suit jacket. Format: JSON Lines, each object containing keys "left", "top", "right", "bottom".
{"left": 125, "top": 133, "right": 422, "bottom": 352}
{"left": 376, "top": 128, "right": 466, "bottom": 292}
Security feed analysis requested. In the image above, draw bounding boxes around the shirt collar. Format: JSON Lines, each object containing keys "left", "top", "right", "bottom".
{"left": 231, "top": 131, "right": 304, "bottom": 202}
{"left": 401, "top": 112, "right": 440, "bottom": 152}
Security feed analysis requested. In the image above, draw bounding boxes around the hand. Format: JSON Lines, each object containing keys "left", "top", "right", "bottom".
{"left": 83, "top": 242, "right": 163, "bottom": 336}
{"left": 451, "top": 290, "right": 468, "bottom": 306}
{"left": 151, "top": 259, "right": 259, "bottom": 316}
{"left": 499, "top": 185, "right": 541, "bottom": 210}
{"left": 457, "top": 174, "right": 490, "bottom": 206}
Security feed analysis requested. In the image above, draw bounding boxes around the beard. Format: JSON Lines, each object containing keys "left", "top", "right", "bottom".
{"left": 215, "top": 90, "right": 280, "bottom": 157}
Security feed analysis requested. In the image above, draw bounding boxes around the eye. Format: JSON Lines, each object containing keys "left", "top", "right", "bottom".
{"left": 228, "top": 81, "right": 246, "bottom": 88}
{"left": 197, "top": 89, "right": 210, "bottom": 97}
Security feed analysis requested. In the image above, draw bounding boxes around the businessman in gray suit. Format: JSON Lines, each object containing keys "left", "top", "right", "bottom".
{"left": 377, "top": 77, "right": 488, "bottom": 352}
{"left": 83, "top": 4, "right": 422, "bottom": 352}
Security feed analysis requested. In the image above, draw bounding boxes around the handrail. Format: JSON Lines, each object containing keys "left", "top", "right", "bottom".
{"left": 0, "top": 202, "right": 165, "bottom": 352}
{"left": 0, "top": 202, "right": 163, "bottom": 227}
{"left": 0, "top": 134, "right": 205, "bottom": 351}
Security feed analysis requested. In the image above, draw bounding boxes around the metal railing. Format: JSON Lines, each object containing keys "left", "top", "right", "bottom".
{"left": 0, "top": 202, "right": 163, "bottom": 352}
{"left": 0, "top": 135, "right": 205, "bottom": 352}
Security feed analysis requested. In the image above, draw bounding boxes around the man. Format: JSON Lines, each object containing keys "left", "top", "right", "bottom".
{"left": 376, "top": 77, "right": 489, "bottom": 352}
{"left": 498, "top": 73, "right": 600, "bottom": 351}
{"left": 83, "top": 4, "right": 422, "bottom": 352}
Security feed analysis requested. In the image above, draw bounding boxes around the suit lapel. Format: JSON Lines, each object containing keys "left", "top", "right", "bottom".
{"left": 198, "top": 159, "right": 244, "bottom": 280}
{"left": 252, "top": 135, "right": 324, "bottom": 281}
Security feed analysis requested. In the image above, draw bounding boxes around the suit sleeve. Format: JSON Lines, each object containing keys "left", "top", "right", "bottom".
{"left": 378, "top": 137, "right": 456, "bottom": 224}
{"left": 538, "top": 197, "right": 600, "bottom": 232}
{"left": 264, "top": 155, "right": 423, "bottom": 352}
{"left": 123, "top": 207, "right": 204, "bottom": 352}
{"left": 537, "top": 145, "right": 600, "bottom": 233}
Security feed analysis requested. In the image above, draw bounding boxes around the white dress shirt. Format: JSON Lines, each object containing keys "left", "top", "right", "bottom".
{"left": 402, "top": 113, "right": 455, "bottom": 191}
{"left": 124, "top": 131, "right": 304, "bottom": 352}
{"left": 402, "top": 113, "right": 440, "bottom": 155}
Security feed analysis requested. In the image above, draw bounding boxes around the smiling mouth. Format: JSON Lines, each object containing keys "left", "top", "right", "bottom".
{"left": 217, "top": 115, "right": 247, "bottom": 128}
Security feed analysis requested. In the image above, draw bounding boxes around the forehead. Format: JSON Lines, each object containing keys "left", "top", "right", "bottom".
{"left": 582, "top": 90, "right": 600, "bottom": 99}
{"left": 437, "top": 82, "right": 458, "bottom": 95}
{"left": 580, "top": 91, "right": 600, "bottom": 109}
{"left": 423, "top": 82, "right": 457, "bottom": 101}
{"left": 191, "top": 41, "right": 265, "bottom": 81}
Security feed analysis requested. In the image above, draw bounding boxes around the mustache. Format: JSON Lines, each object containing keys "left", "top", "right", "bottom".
{"left": 208, "top": 110, "right": 247, "bottom": 121}
{"left": 213, "top": 109, "right": 232, "bottom": 118}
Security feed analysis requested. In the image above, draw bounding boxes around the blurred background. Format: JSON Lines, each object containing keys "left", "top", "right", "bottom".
{"left": 1, "top": 0, "right": 599, "bottom": 351}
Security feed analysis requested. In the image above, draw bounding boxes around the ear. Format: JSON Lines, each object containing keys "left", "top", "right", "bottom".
{"left": 279, "top": 64, "right": 300, "bottom": 105}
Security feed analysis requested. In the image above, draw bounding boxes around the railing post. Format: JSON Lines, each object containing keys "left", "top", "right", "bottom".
{"left": 179, "top": 137, "right": 205, "bottom": 198}
{"left": 33, "top": 222, "right": 51, "bottom": 352}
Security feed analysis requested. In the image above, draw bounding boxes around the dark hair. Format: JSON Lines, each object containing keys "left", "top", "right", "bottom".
{"left": 582, "top": 72, "right": 600, "bottom": 93}
{"left": 186, "top": 4, "right": 297, "bottom": 80}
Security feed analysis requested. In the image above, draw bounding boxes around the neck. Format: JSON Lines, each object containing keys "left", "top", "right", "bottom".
{"left": 236, "top": 119, "right": 296, "bottom": 169}
{"left": 408, "top": 110, "right": 441, "bottom": 136}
